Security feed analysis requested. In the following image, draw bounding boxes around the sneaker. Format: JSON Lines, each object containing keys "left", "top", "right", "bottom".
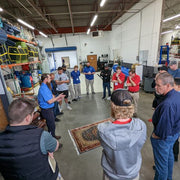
{"left": 92, "top": 92, "right": 96, "bottom": 94}
{"left": 55, "top": 118, "right": 61, "bottom": 122}
{"left": 72, "top": 99, "right": 77, "bottom": 102}
{"left": 107, "top": 97, "right": 111, "bottom": 100}
{"left": 56, "top": 111, "right": 64, "bottom": 116}
{"left": 67, "top": 106, "right": 72, "bottom": 110}
{"left": 102, "top": 97, "right": 105, "bottom": 99}
{"left": 87, "top": 92, "right": 89, "bottom": 95}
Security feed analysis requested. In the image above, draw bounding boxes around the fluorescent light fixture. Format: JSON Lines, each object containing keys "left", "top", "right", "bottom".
{"left": 161, "top": 30, "right": 173, "bottom": 35}
{"left": 163, "top": 13, "right": 180, "bottom": 22}
{"left": 100, "top": 0, "right": 106, "bottom": 7}
{"left": 17, "top": 19, "right": 35, "bottom": 30}
{"left": 39, "top": 31, "right": 48, "bottom": 38}
{"left": 0, "top": 8, "right": 3, "bottom": 12}
{"left": 175, "top": 25, "right": 180, "bottom": 29}
{"left": 90, "top": 15, "right": 98, "bottom": 27}
{"left": 87, "top": 28, "right": 90, "bottom": 35}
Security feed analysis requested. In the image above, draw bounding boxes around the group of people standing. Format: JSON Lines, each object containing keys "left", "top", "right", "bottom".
{"left": 98, "top": 60, "right": 180, "bottom": 180}
{"left": 0, "top": 60, "right": 180, "bottom": 180}
{"left": 100, "top": 65, "right": 140, "bottom": 117}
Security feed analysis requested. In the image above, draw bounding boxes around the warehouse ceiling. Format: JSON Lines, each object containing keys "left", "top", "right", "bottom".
{"left": 0, "top": 0, "right": 146, "bottom": 34}
{"left": 162, "top": 0, "right": 180, "bottom": 31}
{"left": 0, "top": 0, "right": 179, "bottom": 35}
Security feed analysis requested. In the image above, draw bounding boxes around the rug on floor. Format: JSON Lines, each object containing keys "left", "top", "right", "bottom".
{"left": 69, "top": 118, "right": 113, "bottom": 154}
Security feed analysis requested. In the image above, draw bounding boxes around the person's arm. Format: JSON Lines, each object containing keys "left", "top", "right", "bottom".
{"left": 131, "top": 75, "right": 140, "bottom": 87}
{"left": 112, "top": 73, "right": 118, "bottom": 83}
{"left": 40, "top": 131, "right": 60, "bottom": 155}
{"left": 47, "top": 93, "right": 65, "bottom": 104}
{"left": 100, "top": 71, "right": 104, "bottom": 77}
{"left": 126, "top": 77, "right": 132, "bottom": 86}
{"left": 129, "top": 76, "right": 136, "bottom": 86}
{"left": 153, "top": 104, "right": 173, "bottom": 139}
{"left": 91, "top": 67, "right": 95, "bottom": 75}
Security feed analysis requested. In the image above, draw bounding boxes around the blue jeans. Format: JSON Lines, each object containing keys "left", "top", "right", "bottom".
{"left": 53, "top": 101, "right": 60, "bottom": 117}
{"left": 103, "top": 82, "right": 111, "bottom": 98}
{"left": 151, "top": 133, "right": 179, "bottom": 180}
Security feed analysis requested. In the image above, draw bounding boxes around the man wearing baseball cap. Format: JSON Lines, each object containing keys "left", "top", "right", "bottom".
{"left": 168, "top": 60, "right": 180, "bottom": 78}
{"left": 98, "top": 89, "right": 147, "bottom": 180}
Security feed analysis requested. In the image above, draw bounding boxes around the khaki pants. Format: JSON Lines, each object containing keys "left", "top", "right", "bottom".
{"left": 68, "top": 84, "right": 75, "bottom": 101}
{"left": 103, "top": 172, "right": 139, "bottom": 180}
{"left": 85, "top": 79, "right": 94, "bottom": 93}
{"left": 129, "top": 92, "right": 139, "bottom": 113}
{"left": 74, "top": 83, "right": 81, "bottom": 99}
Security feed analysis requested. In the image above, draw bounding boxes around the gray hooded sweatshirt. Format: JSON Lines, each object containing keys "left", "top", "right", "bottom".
{"left": 98, "top": 118, "right": 147, "bottom": 180}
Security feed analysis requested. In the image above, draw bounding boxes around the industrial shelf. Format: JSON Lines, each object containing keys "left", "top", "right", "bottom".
{"left": 7, "top": 34, "right": 37, "bottom": 46}
{"left": 0, "top": 60, "right": 41, "bottom": 69}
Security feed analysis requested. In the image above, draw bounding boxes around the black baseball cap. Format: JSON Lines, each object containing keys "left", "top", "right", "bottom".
{"left": 111, "top": 89, "right": 133, "bottom": 106}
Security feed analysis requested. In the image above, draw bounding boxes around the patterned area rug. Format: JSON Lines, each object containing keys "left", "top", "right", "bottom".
{"left": 69, "top": 118, "right": 113, "bottom": 154}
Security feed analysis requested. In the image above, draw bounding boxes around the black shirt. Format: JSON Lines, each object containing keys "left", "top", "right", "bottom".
{"left": 100, "top": 69, "right": 111, "bottom": 83}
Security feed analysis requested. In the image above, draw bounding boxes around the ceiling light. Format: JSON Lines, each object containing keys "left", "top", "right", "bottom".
{"left": 0, "top": 8, "right": 3, "bottom": 12}
{"left": 161, "top": 30, "right": 173, "bottom": 35}
{"left": 175, "top": 25, "right": 180, "bottom": 29}
{"left": 163, "top": 13, "right": 180, "bottom": 22}
{"left": 39, "top": 31, "right": 48, "bottom": 38}
{"left": 90, "top": 15, "right": 98, "bottom": 27}
{"left": 17, "top": 19, "right": 35, "bottom": 30}
{"left": 87, "top": 28, "right": 90, "bottom": 35}
{"left": 100, "top": 0, "right": 106, "bottom": 7}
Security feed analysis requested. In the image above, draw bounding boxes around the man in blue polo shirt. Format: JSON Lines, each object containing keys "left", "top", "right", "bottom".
{"left": 151, "top": 72, "right": 180, "bottom": 180}
{"left": 83, "top": 62, "right": 95, "bottom": 95}
{"left": 168, "top": 60, "right": 180, "bottom": 78}
{"left": 38, "top": 74, "right": 64, "bottom": 139}
{"left": 71, "top": 65, "right": 81, "bottom": 100}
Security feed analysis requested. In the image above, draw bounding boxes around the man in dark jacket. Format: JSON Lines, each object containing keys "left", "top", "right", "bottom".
{"left": 151, "top": 72, "right": 180, "bottom": 180}
{"left": 50, "top": 73, "right": 63, "bottom": 122}
{"left": 100, "top": 65, "right": 111, "bottom": 99}
{"left": 0, "top": 98, "right": 61, "bottom": 180}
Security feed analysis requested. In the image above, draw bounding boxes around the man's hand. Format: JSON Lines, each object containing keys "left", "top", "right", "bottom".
{"left": 88, "top": 71, "right": 91, "bottom": 75}
{"left": 48, "top": 152, "right": 54, "bottom": 159}
{"left": 57, "top": 93, "right": 65, "bottom": 102}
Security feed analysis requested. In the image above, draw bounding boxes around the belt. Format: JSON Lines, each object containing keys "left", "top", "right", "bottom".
{"left": 129, "top": 91, "right": 139, "bottom": 93}
{"left": 41, "top": 107, "right": 53, "bottom": 111}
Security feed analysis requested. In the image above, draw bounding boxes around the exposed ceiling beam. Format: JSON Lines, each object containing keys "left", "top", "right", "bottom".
{"left": 25, "top": 0, "right": 58, "bottom": 33}
{"left": 103, "top": 0, "right": 140, "bottom": 30}
{"left": 44, "top": 10, "right": 140, "bottom": 16}
{"left": 67, "top": 0, "right": 74, "bottom": 34}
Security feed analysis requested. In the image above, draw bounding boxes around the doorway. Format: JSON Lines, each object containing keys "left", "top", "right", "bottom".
{"left": 61, "top": 57, "right": 70, "bottom": 68}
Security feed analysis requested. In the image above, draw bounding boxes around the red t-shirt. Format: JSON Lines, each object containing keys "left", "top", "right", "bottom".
{"left": 127, "top": 74, "right": 140, "bottom": 92}
{"left": 112, "top": 72, "right": 125, "bottom": 90}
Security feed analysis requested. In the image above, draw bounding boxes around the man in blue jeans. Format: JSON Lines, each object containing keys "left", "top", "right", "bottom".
{"left": 100, "top": 64, "right": 111, "bottom": 99}
{"left": 151, "top": 72, "right": 180, "bottom": 180}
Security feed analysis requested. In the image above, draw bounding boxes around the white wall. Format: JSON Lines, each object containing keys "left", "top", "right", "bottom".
{"left": 37, "top": 32, "right": 111, "bottom": 72}
{"left": 109, "top": 0, "right": 163, "bottom": 66}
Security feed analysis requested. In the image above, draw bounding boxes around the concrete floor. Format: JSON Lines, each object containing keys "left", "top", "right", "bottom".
{"left": 0, "top": 74, "right": 180, "bottom": 179}
{"left": 54, "top": 91, "right": 180, "bottom": 180}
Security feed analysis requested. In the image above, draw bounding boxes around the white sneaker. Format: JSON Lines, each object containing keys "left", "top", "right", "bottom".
{"left": 67, "top": 106, "right": 72, "bottom": 110}
{"left": 107, "top": 97, "right": 111, "bottom": 100}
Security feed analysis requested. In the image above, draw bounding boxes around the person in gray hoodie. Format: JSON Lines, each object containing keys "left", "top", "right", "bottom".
{"left": 98, "top": 89, "right": 147, "bottom": 180}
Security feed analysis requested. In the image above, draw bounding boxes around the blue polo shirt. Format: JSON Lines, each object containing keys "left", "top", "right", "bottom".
{"left": 71, "top": 70, "right": 80, "bottom": 84}
{"left": 38, "top": 83, "right": 54, "bottom": 109}
{"left": 168, "top": 68, "right": 180, "bottom": 78}
{"left": 83, "top": 66, "right": 95, "bottom": 80}
{"left": 152, "top": 89, "right": 180, "bottom": 139}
